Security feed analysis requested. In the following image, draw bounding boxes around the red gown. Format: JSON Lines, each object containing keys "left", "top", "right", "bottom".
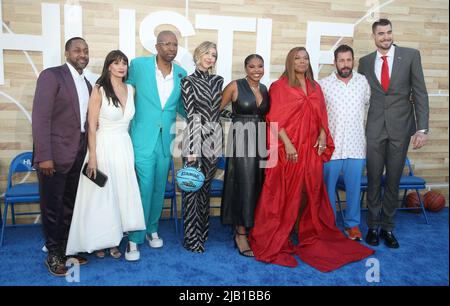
{"left": 248, "top": 76, "right": 374, "bottom": 272}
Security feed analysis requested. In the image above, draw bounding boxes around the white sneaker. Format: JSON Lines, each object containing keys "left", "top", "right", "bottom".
{"left": 125, "top": 241, "right": 140, "bottom": 261}
{"left": 147, "top": 233, "right": 163, "bottom": 248}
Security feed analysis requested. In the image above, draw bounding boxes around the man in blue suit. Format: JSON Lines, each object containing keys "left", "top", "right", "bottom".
{"left": 125, "top": 31, "right": 186, "bottom": 261}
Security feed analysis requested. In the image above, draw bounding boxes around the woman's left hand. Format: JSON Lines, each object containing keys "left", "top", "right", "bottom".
{"left": 87, "top": 157, "right": 98, "bottom": 179}
{"left": 313, "top": 130, "right": 327, "bottom": 156}
{"left": 187, "top": 155, "right": 197, "bottom": 163}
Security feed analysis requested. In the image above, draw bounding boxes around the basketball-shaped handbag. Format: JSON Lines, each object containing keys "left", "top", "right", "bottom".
{"left": 176, "top": 165, "right": 205, "bottom": 192}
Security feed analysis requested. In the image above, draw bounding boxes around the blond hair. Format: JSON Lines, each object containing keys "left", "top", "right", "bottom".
{"left": 193, "top": 41, "right": 218, "bottom": 73}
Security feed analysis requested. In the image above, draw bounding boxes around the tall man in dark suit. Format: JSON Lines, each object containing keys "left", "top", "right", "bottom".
{"left": 358, "top": 19, "right": 429, "bottom": 249}
{"left": 32, "top": 37, "right": 92, "bottom": 276}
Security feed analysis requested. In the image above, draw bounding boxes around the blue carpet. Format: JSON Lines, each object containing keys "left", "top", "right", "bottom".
{"left": 0, "top": 209, "right": 448, "bottom": 286}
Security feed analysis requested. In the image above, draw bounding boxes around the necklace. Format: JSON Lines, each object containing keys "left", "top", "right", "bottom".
{"left": 246, "top": 77, "right": 263, "bottom": 107}
{"left": 246, "top": 77, "right": 260, "bottom": 92}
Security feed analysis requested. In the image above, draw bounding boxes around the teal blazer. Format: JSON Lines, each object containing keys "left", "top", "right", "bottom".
{"left": 127, "top": 55, "right": 187, "bottom": 159}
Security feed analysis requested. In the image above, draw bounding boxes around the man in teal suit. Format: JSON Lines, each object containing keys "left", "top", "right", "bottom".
{"left": 125, "top": 31, "right": 186, "bottom": 261}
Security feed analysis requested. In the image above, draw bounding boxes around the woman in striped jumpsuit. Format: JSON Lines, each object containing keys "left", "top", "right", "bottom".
{"left": 181, "top": 41, "right": 223, "bottom": 253}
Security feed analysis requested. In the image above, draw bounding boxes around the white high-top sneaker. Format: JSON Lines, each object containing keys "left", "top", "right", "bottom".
{"left": 147, "top": 233, "right": 163, "bottom": 248}
{"left": 125, "top": 241, "right": 140, "bottom": 261}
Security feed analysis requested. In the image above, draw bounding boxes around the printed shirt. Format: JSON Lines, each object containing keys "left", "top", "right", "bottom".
{"left": 319, "top": 71, "right": 371, "bottom": 160}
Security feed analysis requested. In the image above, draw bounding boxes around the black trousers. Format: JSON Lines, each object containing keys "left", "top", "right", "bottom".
{"left": 366, "top": 126, "right": 410, "bottom": 231}
{"left": 38, "top": 134, "right": 86, "bottom": 256}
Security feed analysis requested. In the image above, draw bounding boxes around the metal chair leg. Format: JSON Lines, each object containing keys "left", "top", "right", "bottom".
{"left": 1, "top": 202, "right": 8, "bottom": 247}
{"left": 11, "top": 204, "right": 16, "bottom": 225}
{"left": 172, "top": 197, "right": 178, "bottom": 235}
{"left": 401, "top": 189, "right": 408, "bottom": 207}
{"left": 335, "top": 190, "right": 345, "bottom": 226}
{"left": 180, "top": 192, "right": 185, "bottom": 238}
{"left": 416, "top": 189, "right": 429, "bottom": 224}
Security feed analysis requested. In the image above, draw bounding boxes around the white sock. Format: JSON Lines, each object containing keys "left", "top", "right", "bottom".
{"left": 129, "top": 241, "right": 137, "bottom": 251}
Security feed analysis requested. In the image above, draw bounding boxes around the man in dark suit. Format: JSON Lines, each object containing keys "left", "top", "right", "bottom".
{"left": 358, "top": 19, "right": 429, "bottom": 249}
{"left": 32, "top": 37, "right": 92, "bottom": 276}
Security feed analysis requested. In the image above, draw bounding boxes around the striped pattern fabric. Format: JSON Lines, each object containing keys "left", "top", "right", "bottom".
{"left": 181, "top": 69, "right": 224, "bottom": 253}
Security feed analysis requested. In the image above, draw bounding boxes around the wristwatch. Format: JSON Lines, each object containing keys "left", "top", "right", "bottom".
{"left": 417, "top": 129, "right": 428, "bottom": 134}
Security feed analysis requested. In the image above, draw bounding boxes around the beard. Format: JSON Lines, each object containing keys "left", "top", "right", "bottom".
{"left": 378, "top": 40, "right": 393, "bottom": 50}
{"left": 68, "top": 59, "right": 88, "bottom": 72}
{"left": 337, "top": 68, "right": 353, "bottom": 78}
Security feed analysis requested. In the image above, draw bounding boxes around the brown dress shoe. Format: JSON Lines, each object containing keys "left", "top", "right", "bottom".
{"left": 45, "top": 254, "right": 68, "bottom": 277}
{"left": 64, "top": 255, "right": 89, "bottom": 265}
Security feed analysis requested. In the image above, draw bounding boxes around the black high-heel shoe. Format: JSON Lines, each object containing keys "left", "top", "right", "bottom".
{"left": 234, "top": 232, "right": 254, "bottom": 257}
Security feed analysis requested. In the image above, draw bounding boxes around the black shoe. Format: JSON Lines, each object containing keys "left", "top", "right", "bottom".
{"left": 380, "top": 230, "right": 400, "bottom": 249}
{"left": 234, "top": 231, "right": 254, "bottom": 257}
{"left": 45, "top": 254, "right": 68, "bottom": 277}
{"left": 365, "top": 228, "right": 379, "bottom": 246}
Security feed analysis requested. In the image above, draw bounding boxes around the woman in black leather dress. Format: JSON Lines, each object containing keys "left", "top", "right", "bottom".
{"left": 220, "top": 54, "right": 270, "bottom": 257}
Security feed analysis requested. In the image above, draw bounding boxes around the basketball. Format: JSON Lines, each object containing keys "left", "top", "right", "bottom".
{"left": 424, "top": 191, "right": 446, "bottom": 212}
{"left": 406, "top": 192, "right": 423, "bottom": 212}
{"left": 176, "top": 166, "right": 205, "bottom": 192}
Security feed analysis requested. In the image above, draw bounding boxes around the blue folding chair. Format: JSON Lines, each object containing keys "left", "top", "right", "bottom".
{"left": 1, "top": 151, "right": 40, "bottom": 246}
{"left": 395, "top": 157, "right": 429, "bottom": 224}
{"left": 162, "top": 159, "right": 178, "bottom": 234}
{"left": 335, "top": 157, "right": 429, "bottom": 225}
{"left": 209, "top": 155, "right": 226, "bottom": 206}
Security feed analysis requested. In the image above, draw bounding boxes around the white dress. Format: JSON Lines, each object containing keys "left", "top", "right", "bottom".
{"left": 66, "top": 85, "right": 145, "bottom": 255}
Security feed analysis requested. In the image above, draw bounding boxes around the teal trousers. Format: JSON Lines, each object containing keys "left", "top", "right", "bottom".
{"left": 128, "top": 133, "right": 170, "bottom": 244}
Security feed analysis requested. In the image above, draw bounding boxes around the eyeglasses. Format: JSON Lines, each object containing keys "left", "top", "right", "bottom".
{"left": 157, "top": 41, "right": 178, "bottom": 48}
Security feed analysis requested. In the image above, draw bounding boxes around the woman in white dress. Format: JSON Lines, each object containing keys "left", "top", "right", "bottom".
{"left": 66, "top": 50, "right": 145, "bottom": 259}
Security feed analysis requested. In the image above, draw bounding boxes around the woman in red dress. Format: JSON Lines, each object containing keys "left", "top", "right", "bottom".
{"left": 248, "top": 47, "right": 374, "bottom": 272}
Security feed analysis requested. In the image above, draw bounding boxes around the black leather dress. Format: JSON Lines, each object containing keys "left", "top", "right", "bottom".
{"left": 221, "top": 78, "right": 270, "bottom": 228}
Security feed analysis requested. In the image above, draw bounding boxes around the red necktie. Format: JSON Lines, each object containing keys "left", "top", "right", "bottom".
{"left": 381, "top": 55, "right": 390, "bottom": 92}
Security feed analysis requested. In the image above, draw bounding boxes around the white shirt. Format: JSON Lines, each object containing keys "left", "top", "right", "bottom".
{"left": 319, "top": 71, "right": 371, "bottom": 160}
{"left": 67, "top": 62, "right": 90, "bottom": 132}
{"left": 155, "top": 59, "right": 174, "bottom": 110}
{"left": 375, "top": 45, "right": 395, "bottom": 84}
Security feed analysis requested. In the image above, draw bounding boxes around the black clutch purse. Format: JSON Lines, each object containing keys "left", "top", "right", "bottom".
{"left": 82, "top": 163, "right": 108, "bottom": 187}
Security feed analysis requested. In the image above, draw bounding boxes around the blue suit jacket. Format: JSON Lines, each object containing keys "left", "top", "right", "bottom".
{"left": 127, "top": 55, "right": 187, "bottom": 160}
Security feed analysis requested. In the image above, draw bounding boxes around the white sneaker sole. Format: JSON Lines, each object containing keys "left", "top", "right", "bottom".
{"left": 149, "top": 241, "right": 163, "bottom": 248}
{"left": 125, "top": 251, "right": 140, "bottom": 261}
{"left": 146, "top": 234, "right": 163, "bottom": 248}
{"left": 345, "top": 232, "right": 362, "bottom": 241}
